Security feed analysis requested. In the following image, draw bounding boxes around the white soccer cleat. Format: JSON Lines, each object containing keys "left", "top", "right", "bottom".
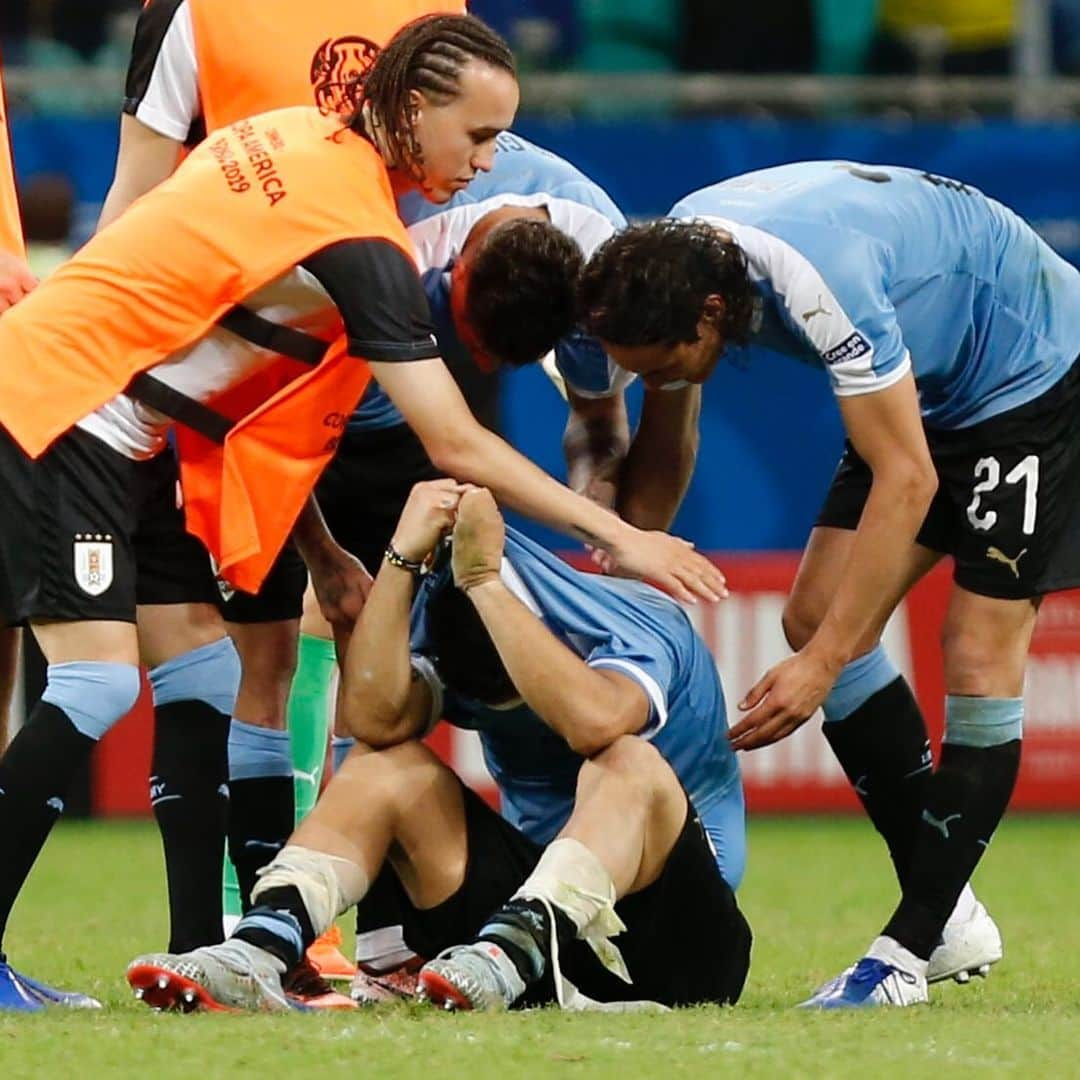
{"left": 928, "top": 900, "right": 1003, "bottom": 984}
{"left": 127, "top": 939, "right": 298, "bottom": 1013}
{"left": 798, "top": 956, "right": 928, "bottom": 1009}
{"left": 416, "top": 942, "right": 526, "bottom": 1012}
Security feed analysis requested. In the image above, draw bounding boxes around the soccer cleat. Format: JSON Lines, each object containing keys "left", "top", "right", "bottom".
{"left": 416, "top": 942, "right": 526, "bottom": 1012}
{"left": 798, "top": 957, "right": 928, "bottom": 1009}
{"left": 928, "top": 900, "right": 1003, "bottom": 984}
{"left": 305, "top": 925, "right": 357, "bottom": 982}
{"left": 350, "top": 958, "right": 422, "bottom": 1004}
{"left": 127, "top": 939, "right": 301, "bottom": 1013}
{"left": 0, "top": 958, "right": 101, "bottom": 1011}
{"left": 283, "top": 957, "right": 357, "bottom": 1010}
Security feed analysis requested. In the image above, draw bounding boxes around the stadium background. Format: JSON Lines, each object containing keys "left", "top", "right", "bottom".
{"left": 3, "top": 0, "right": 1079, "bottom": 814}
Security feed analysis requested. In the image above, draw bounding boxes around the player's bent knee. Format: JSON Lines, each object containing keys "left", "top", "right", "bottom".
{"left": 40, "top": 661, "right": 142, "bottom": 740}
{"left": 252, "top": 845, "right": 369, "bottom": 936}
{"left": 590, "top": 735, "right": 679, "bottom": 803}
{"left": 148, "top": 635, "right": 241, "bottom": 714}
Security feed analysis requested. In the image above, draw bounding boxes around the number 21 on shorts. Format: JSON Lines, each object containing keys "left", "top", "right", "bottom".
{"left": 966, "top": 455, "right": 1039, "bottom": 534}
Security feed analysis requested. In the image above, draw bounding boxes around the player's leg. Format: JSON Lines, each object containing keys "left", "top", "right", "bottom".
{"left": 419, "top": 735, "right": 750, "bottom": 1011}
{"left": 315, "top": 422, "right": 444, "bottom": 993}
{"left": 219, "top": 551, "right": 306, "bottom": 919}
{"left": 0, "top": 427, "right": 143, "bottom": 1009}
{"left": 804, "top": 362, "right": 1080, "bottom": 1008}
{"left": 135, "top": 446, "right": 241, "bottom": 953}
{"left": 0, "top": 625, "right": 18, "bottom": 751}
{"left": 127, "top": 738, "right": 476, "bottom": 1011}
{"left": 787, "top": 447, "right": 944, "bottom": 892}
{"left": 877, "top": 587, "right": 1031, "bottom": 971}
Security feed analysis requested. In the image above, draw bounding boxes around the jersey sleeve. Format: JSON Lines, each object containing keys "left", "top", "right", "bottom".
{"left": 769, "top": 222, "right": 911, "bottom": 396}
{"left": 302, "top": 239, "right": 442, "bottom": 363}
{"left": 122, "top": 0, "right": 202, "bottom": 143}
{"left": 554, "top": 331, "right": 636, "bottom": 399}
{"left": 585, "top": 621, "right": 677, "bottom": 740}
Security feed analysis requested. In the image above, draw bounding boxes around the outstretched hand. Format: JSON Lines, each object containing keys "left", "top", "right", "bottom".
{"left": 727, "top": 649, "right": 840, "bottom": 751}
{"left": 608, "top": 527, "right": 728, "bottom": 604}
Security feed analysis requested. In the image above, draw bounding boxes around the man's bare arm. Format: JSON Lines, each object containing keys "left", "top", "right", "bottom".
{"left": 616, "top": 385, "right": 701, "bottom": 531}
{"left": 97, "top": 115, "right": 183, "bottom": 229}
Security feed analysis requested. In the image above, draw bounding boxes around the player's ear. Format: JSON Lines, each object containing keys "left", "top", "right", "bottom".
{"left": 702, "top": 294, "right": 726, "bottom": 326}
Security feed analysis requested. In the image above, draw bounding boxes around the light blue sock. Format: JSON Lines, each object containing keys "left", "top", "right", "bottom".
{"left": 41, "top": 661, "right": 141, "bottom": 740}
{"left": 228, "top": 720, "right": 293, "bottom": 782}
{"left": 823, "top": 644, "right": 900, "bottom": 723}
{"left": 944, "top": 696, "right": 1024, "bottom": 748}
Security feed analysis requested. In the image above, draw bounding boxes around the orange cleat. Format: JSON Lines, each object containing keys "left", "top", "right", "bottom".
{"left": 306, "top": 925, "right": 357, "bottom": 982}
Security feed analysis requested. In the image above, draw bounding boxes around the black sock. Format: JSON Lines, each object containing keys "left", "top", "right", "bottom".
{"left": 234, "top": 885, "right": 315, "bottom": 969}
{"left": 0, "top": 702, "right": 95, "bottom": 948}
{"left": 883, "top": 739, "right": 1021, "bottom": 959}
{"left": 151, "top": 700, "right": 230, "bottom": 953}
{"left": 823, "top": 676, "right": 932, "bottom": 889}
{"left": 476, "top": 898, "right": 576, "bottom": 987}
{"left": 227, "top": 776, "right": 294, "bottom": 913}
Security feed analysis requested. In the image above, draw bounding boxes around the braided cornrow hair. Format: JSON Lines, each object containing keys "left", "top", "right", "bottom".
{"left": 352, "top": 14, "right": 516, "bottom": 182}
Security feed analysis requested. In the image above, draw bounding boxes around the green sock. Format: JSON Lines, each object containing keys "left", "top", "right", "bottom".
{"left": 223, "top": 858, "right": 243, "bottom": 920}
{"left": 288, "top": 633, "right": 338, "bottom": 824}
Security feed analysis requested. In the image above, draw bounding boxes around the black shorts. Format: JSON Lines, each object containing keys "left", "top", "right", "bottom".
{"left": 0, "top": 425, "right": 220, "bottom": 625}
{"left": 817, "top": 359, "right": 1080, "bottom": 600}
{"left": 380, "top": 783, "right": 752, "bottom": 1008}
{"left": 221, "top": 422, "right": 440, "bottom": 624}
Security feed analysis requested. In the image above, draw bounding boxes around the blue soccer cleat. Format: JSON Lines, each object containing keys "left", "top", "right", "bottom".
{"left": 798, "top": 957, "right": 928, "bottom": 1010}
{"left": 0, "top": 956, "right": 101, "bottom": 1011}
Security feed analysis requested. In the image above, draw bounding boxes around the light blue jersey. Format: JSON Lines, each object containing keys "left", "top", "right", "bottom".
{"left": 351, "top": 133, "right": 631, "bottom": 432}
{"left": 672, "top": 162, "right": 1080, "bottom": 429}
{"left": 409, "top": 527, "right": 746, "bottom": 890}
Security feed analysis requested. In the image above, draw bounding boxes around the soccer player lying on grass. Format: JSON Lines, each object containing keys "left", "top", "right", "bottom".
{"left": 127, "top": 482, "right": 751, "bottom": 1012}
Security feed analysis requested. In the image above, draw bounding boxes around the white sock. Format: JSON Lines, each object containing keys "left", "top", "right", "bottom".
{"left": 355, "top": 925, "right": 417, "bottom": 973}
{"left": 866, "top": 935, "right": 928, "bottom": 977}
{"left": 945, "top": 883, "right": 978, "bottom": 927}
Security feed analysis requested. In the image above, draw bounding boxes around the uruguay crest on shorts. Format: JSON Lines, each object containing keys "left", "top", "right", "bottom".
{"left": 73, "top": 533, "right": 114, "bottom": 596}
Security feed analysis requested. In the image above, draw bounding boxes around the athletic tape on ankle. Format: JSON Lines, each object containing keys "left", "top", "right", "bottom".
{"left": 252, "top": 845, "right": 368, "bottom": 935}
{"left": 149, "top": 637, "right": 241, "bottom": 714}
{"left": 41, "top": 661, "right": 142, "bottom": 740}
{"left": 513, "top": 838, "right": 630, "bottom": 984}
{"left": 823, "top": 645, "right": 899, "bottom": 723}
{"left": 944, "top": 696, "right": 1023, "bottom": 748}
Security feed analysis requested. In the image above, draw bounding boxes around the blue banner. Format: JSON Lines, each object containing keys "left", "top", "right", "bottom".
{"left": 10, "top": 114, "right": 1078, "bottom": 551}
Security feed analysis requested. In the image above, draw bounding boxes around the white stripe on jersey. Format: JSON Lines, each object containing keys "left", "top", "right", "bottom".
{"left": 694, "top": 214, "right": 912, "bottom": 396}
{"left": 406, "top": 191, "right": 618, "bottom": 276}
{"left": 76, "top": 265, "right": 339, "bottom": 459}
{"left": 131, "top": 0, "right": 201, "bottom": 142}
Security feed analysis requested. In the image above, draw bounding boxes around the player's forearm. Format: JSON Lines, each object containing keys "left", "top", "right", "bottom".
{"left": 562, "top": 400, "right": 630, "bottom": 503}
{"left": 435, "top": 424, "right": 634, "bottom": 553}
{"left": 465, "top": 578, "right": 631, "bottom": 755}
{"left": 616, "top": 387, "right": 701, "bottom": 531}
{"left": 807, "top": 465, "right": 936, "bottom": 667}
{"left": 97, "top": 117, "right": 183, "bottom": 231}
{"left": 339, "top": 561, "right": 417, "bottom": 742}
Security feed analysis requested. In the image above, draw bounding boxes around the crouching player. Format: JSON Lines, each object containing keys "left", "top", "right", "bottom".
{"left": 126, "top": 482, "right": 751, "bottom": 1012}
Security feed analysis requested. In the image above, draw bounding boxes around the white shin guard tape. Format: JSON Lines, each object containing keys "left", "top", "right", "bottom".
{"left": 513, "top": 838, "right": 667, "bottom": 1012}
{"left": 251, "top": 845, "right": 369, "bottom": 937}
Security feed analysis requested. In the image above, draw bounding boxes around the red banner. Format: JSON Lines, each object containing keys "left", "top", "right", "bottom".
{"left": 92, "top": 554, "right": 1080, "bottom": 815}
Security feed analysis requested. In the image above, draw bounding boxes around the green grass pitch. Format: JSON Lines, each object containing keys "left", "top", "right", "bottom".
{"left": 3, "top": 815, "right": 1078, "bottom": 1078}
